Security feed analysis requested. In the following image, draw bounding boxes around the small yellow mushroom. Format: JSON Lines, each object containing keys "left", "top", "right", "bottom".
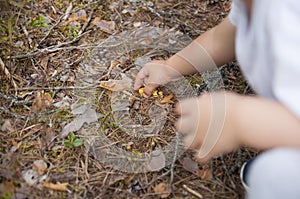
{"left": 153, "top": 90, "right": 158, "bottom": 97}
{"left": 126, "top": 145, "right": 131, "bottom": 150}
{"left": 138, "top": 87, "right": 144, "bottom": 96}
{"left": 158, "top": 91, "right": 163, "bottom": 96}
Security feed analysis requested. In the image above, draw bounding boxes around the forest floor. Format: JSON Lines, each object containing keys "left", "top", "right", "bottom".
{"left": 0, "top": 0, "right": 258, "bottom": 198}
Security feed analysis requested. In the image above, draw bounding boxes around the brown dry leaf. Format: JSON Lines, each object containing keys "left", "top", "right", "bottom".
{"left": 153, "top": 182, "right": 171, "bottom": 198}
{"left": 160, "top": 94, "right": 174, "bottom": 104}
{"left": 32, "top": 92, "right": 53, "bottom": 112}
{"left": 100, "top": 81, "right": 116, "bottom": 91}
{"left": 40, "top": 56, "right": 49, "bottom": 70}
{"left": 10, "top": 140, "right": 21, "bottom": 152}
{"left": 197, "top": 168, "right": 212, "bottom": 181}
{"left": 43, "top": 182, "right": 69, "bottom": 192}
{"left": 64, "top": 10, "right": 87, "bottom": 26}
{"left": 32, "top": 160, "right": 48, "bottom": 175}
{"left": 106, "top": 174, "right": 126, "bottom": 186}
{"left": 179, "top": 156, "right": 199, "bottom": 174}
{"left": 1, "top": 119, "right": 15, "bottom": 132}
{"left": 0, "top": 181, "right": 14, "bottom": 198}
{"left": 99, "top": 74, "right": 132, "bottom": 92}
{"left": 91, "top": 17, "right": 116, "bottom": 34}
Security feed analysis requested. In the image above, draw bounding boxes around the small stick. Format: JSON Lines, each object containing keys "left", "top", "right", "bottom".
{"left": 182, "top": 184, "right": 203, "bottom": 199}
{"left": 78, "top": 10, "right": 93, "bottom": 36}
{"left": 0, "top": 57, "right": 17, "bottom": 92}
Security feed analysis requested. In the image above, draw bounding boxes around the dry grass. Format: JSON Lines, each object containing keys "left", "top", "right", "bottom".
{"left": 0, "top": 0, "right": 258, "bottom": 198}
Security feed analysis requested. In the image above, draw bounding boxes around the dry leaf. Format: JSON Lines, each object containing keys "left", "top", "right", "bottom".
{"left": 65, "top": 10, "right": 87, "bottom": 26}
{"left": 179, "top": 156, "right": 199, "bottom": 174}
{"left": 32, "top": 160, "right": 48, "bottom": 175}
{"left": 0, "top": 181, "right": 14, "bottom": 198}
{"left": 40, "top": 56, "right": 49, "bottom": 70}
{"left": 100, "top": 81, "right": 116, "bottom": 91}
{"left": 106, "top": 174, "right": 126, "bottom": 186}
{"left": 160, "top": 94, "right": 174, "bottom": 104}
{"left": 92, "top": 17, "right": 116, "bottom": 34}
{"left": 10, "top": 140, "right": 21, "bottom": 152}
{"left": 197, "top": 168, "right": 212, "bottom": 181}
{"left": 153, "top": 182, "right": 171, "bottom": 198}
{"left": 148, "top": 149, "right": 166, "bottom": 171}
{"left": 100, "top": 74, "right": 132, "bottom": 92}
{"left": 43, "top": 182, "right": 69, "bottom": 192}
{"left": 22, "top": 169, "right": 39, "bottom": 186}
{"left": 1, "top": 119, "right": 15, "bottom": 132}
{"left": 32, "top": 92, "right": 53, "bottom": 112}
{"left": 60, "top": 108, "right": 99, "bottom": 138}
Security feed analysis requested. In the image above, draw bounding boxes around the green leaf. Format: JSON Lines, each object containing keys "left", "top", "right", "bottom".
{"left": 68, "top": 132, "right": 75, "bottom": 141}
{"left": 39, "top": 15, "right": 44, "bottom": 22}
{"left": 32, "top": 20, "right": 39, "bottom": 27}
{"left": 64, "top": 141, "right": 72, "bottom": 147}
{"left": 73, "top": 139, "right": 83, "bottom": 147}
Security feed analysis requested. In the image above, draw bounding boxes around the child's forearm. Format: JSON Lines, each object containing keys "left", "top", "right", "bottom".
{"left": 232, "top": 95, "right": 300, "bottom": 149}
{"left": 166, "top": 17, "right": 236, "bottom": 75}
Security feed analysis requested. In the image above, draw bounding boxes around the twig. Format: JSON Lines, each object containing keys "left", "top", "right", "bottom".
{"left": 21, "top": 25, "right": 33, "bottom": 48}
{"left": 62, "top": 3, "right": 73, "bottom": 21}
{"left": 78, "top": 10, "right": 93, "bottom": 36}
{"left": 0, "top": 106, "right": 26, "bottom": 119}
{"left": 182, "top": 184, "right": 203, "bottom": 199}
{"left": 38, "top": 3, "right": 73, "bottom": 46}
{"left": 170, "top": 132, "right": 180, "bottom": 185}
{"left": 220, "top": 154, "right": 236, "bottom": 189}
{"left": 0, "top": 57, "right": 18, "bottom": 91}
{"left": 11, "top": 84, "right": 98, "bottom": 91}
{"left": 10, "top": 31, "right": 92, "bottom": 59}
{"left": 0, "top": 91, "right": 33, "bottom": 106}
{"left": 144, "top": 132, "right": 181, "bottom": 189}
{"left": 72, "top": 0, "right": 102, "bottom": 13}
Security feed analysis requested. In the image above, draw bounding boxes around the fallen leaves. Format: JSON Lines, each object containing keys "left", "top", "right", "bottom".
{"left": 64, "top": 9, "right": 87, "bottom": 26}
{"left": 153, "top": 182, "right": 171, "bottom": 198}
{"left": 60, "top": 107, "right": 99, "bottom": 138}
{"left": 160, "top": 94, "right": 174, "bottom": 104}
{"left": 0, "top": 181, "right": 14, "bottom": 198}
{"left": 43, "top": 182, "right": 69, "bottom": 192}
{"left": 91, "top": 17, "right": 116, "bottom": 34}
{"left": 31, "top": 91, "right": 53, "bottom": 112}
{"left": 22, "top": 159, "right": 48, "bottom": 186}
{"left": 32, "top": 160, "right": 48, "bottom": 175}
{"left": 100, "top": 73, "right": 132, "bottom": 92}
{"left": 1, "top": 119, "right": 15, "bottom": 132}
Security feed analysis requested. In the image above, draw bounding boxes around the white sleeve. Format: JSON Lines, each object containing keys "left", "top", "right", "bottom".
{"left": 269, "top": 0, "right": 300, "bottom": 118}
{"left": 228, "top": 0, "right": 240, "bottom": 26}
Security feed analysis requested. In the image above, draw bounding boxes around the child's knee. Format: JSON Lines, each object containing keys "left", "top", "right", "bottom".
{"left": 247, "top": 148, "right": 300, "bottom": 199}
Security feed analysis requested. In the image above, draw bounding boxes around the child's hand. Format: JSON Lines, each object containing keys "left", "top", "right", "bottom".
{"left": 134, "top": 60, "right": 182, "bottom": 97}
{"left": 175, "top": 92, "right": 241, "bottom": 162}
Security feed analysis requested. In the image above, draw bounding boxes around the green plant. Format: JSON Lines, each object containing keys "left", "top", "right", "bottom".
{"left": 32, "top": 15, "right": 48, "bottom": 27}
{"left": 69, "top": 25, "right": 81, "bottom": 37}
{"left": 64, "top": 132, "right": 83, "bottom": 147}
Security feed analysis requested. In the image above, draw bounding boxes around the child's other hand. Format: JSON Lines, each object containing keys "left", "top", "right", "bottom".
{"left": 134, "top": 60, "right": 181, "bottom": 97}
{"left": 175, "top": 92, "right": 240, "bottom": 162}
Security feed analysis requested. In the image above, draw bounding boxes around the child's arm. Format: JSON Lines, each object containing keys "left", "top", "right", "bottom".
{"left": 176, "top": 92, "right": 300, "bottom": 162}
{"left": 134, "top": 17, "right": 236, "bottom": 97}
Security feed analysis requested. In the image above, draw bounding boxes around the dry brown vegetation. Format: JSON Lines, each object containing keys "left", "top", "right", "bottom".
{"left": 0, "top": 0, "right": 257, "bottom": 198}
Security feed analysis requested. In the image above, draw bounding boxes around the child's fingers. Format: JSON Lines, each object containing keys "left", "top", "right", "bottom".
{"left": 143, "top": 83, "right": 159, "bottom": 97}
{"left": 175, "top": 98, "right": 198, "bottom": 116}
{"left": 134, "top": 69, "right": 148, "bottom": 90}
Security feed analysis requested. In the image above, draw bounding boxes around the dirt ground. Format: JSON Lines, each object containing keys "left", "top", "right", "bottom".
{"left": 0, "top": 0, "right": 258, "bottom": 198}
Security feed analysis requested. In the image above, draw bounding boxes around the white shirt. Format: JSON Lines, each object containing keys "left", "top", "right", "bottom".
{"left": 229, "top": 0, "right": 300, "bottom": 117}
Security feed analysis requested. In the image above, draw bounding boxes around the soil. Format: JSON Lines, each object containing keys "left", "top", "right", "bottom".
{"left": 0, "top": 0, "right": 258, "bottom": 198}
